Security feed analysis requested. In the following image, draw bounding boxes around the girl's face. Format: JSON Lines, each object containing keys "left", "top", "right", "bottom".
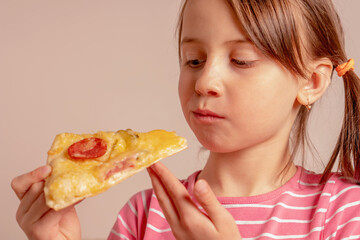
{"left": 178, "top": 0, "right": 301, "bottom": 153}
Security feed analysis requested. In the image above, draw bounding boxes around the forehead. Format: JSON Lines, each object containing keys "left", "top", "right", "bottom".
{"left": 181, "top": 0, "right": 246, "bottom": 43}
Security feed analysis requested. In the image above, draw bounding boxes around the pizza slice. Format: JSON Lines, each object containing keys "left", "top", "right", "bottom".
{"left": 44, "top": 129, "right": 187, "bottom": 211}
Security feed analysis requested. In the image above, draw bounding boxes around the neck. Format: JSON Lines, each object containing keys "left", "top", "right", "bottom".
{"left": 197, "top": 140, "right": 297, "bottom": 197}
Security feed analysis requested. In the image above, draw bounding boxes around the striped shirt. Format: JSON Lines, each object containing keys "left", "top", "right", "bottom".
{"left": 108, "top": 166, "right": 360, "bottom": 239}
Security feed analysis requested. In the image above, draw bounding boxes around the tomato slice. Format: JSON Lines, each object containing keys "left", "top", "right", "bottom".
{"left": 68, "top": 137, "right": 107, "bottom": 160}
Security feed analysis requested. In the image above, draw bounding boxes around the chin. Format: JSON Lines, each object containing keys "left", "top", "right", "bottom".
{"left": 197, "top": 137, "right": 234, "bottom": 153}
{"left": 196, "top": 132, "right": 261, "bottom": 154}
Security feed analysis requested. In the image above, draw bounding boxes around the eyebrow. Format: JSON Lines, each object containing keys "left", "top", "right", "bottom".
{"left": 180, "top": 37, "right": 249, "bottom": 46}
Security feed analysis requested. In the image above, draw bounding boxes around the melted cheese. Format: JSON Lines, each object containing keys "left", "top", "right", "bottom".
{"left": 44, "top": 129, "right": 187, "bottom": 210}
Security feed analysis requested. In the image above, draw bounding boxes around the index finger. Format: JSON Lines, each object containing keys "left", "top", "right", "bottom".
{"left": 150, "top": 162, "right": 198, "bottom": 214}
{"left": 11, "top": 165, "right": 51, "bottom": 200}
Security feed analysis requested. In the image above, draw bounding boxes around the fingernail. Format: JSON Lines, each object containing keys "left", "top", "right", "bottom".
{"left": 195, "top": 179, "right": 208, "bottom": 195}
{"left": 41, "top": 165, "right": 51, "bottom": 177}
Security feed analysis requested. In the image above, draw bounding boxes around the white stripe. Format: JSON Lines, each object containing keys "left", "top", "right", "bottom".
{"left": 127, "top": 200, "right": 138, "bottom": 218}
{"left": 325, "top": 201, "right": 360, "bottom": 223}
{"left": 242, "top": 226, "right": 324, "bottom": 240}
{"left": 111, "top": 229, "right": 130, "bottom": 240}
{"left": 330, "top": 186, "right": 360, "bottom": 202}
{"left": 200, "top": 205, "right": 326, "bottom": 214}
{"left": 235, "top": 208, "right": 327, "bottom": 225}
{"left": 298, "top": 180, "right": 320, "bottom": 186}
{"left": 281, "top": 190, "right": 332, "bottom": 198}
{"left": 150, "top": 207, "right": 165, "bottom": 218}
{"left": 298, "top": 180, "right": 321, "bottom": 186}
{"left": 118, "top": 215, "right": 136, "bottom": 238}
{"left": 282, "top": 190, "right": 322, "bottom": 198}
{"left": 235, "top": 216, "right": 311, "bottom": 225}
{"left": 316, "top": 208, "right": 328, "bottom": 214}
{"left": 223, "top": 202, "right": 317, "bottom": 210}
{"left": 326, "top": 217, "right": 360, "bottom": 240}
{"left": 146, "top": 223, "right": 172, "bottom": 233}
{"left": 341, "top": 235, "right": 360, "bottom": 240}
{"left": 199, "top": 204, "right": 327, "bottom": 225}
{"left": 321, "top": 193, "right": 332, "bottom": 197}
{"left": 141, "top": 191, "right": 148, "bottom": 219}
{"left": 297, "top": 180, "right": 335, "bottom": 186}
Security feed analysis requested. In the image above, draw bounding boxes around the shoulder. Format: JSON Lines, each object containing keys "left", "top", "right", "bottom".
{"left": 323, "top": 173, "right": 360, "bottom": 238}
{"left": 293, "top": 168, "right": 360, "bottom": 213}
{"left": 299, "top": 170, "right": 360, "bottom": 211}
{"left": 295, "top": 168, "right": 360, "bottom": 238}
{"left": 327, "top": 173, "right": 360, "bottom": 206}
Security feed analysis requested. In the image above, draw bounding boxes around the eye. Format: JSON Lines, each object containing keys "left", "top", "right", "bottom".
{"left": 185, "top": 59, "right": 206, "bottom": 68}
{"left": 231, "top": 59, "right": 254, "bottom": 68}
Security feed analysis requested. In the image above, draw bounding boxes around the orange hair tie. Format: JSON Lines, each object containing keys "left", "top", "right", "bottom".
{"left": 336, "top": 58, "right": 355, "bottom": 77}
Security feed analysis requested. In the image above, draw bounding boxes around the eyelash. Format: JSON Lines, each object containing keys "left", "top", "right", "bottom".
{"left": 185, "top": 59, "right": 205, "bottom": 68}
{"left": 231, "top": 59, "right": 254, "bottom": 68}
{"left": 184, "top": 59, "right": 254, "bottom": 68}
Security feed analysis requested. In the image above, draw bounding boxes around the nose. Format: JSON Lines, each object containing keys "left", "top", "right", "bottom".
{"left": 194, "top": 61, "right": 223, "bottom": 97}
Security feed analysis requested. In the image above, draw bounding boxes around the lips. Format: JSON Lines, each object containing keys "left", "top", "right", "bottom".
{"left": 193, "top": 109, "right": 224, "bottom": 118}
{"left": 192, "top": 109, "right": 224, "bottom": 123}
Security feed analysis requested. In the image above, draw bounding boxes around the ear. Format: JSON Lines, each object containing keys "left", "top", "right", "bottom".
{"left": 297, "top": 58, "right": 333, "bottom": 107}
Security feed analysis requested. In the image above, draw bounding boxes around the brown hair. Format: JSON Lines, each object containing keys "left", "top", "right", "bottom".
{"left": 176, "top": 0, "right": 360, "bottom": 183}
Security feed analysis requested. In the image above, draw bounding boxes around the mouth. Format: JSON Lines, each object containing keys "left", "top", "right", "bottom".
{"left": 192, "top": 109, "right": 224, "bottom": 123}
{"left": 193, "top": 109, "right": 223, "bottom": 118}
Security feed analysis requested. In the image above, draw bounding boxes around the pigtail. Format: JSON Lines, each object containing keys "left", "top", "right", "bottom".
{"left": 321, "top": 70, "right": 360, "bottom": 183}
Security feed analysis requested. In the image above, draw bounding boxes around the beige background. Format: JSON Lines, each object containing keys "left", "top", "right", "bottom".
{"left": 1, "top": 0, "right": 359, "bottom": 239}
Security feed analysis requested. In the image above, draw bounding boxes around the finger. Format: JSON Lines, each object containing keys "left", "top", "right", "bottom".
{"left": 150, "top": 163, "right": 198, "bottom": 218}
{"left": 39, "top": 205, "right": 77, "bottom": 232}
{"left": 11, "top": 165, "right": 52, "bottom": 200}
{"left": 147, "top": 167, "right": 179, "bottom": 224}
{"left": 24, "top": 195, "right": 79, "bottom": 231}
{"left": 21, "top": 192, "right": 52, "bottom": 226}
{"left": 16, "top": 181, "right": 46, "bottom": 224}
{"left": 194, "top": 179, "right": 234, "bottom": 229}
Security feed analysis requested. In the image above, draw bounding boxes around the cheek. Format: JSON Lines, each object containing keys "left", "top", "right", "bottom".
{"left": 246, "top": 68, "right": 298, "bottom": 113}
{"left": 178, "top": 74, "right": 193, "bottom": 114}
{"left": 230, "top": 69, "right": 299, "bottom": 137}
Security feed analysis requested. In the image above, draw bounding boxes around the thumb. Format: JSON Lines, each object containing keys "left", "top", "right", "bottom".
{"left": 11, "top": 165, "right": 52, "bottom": 200}
{"left": 194, "top": 179, "right": 232, "bottom": 228}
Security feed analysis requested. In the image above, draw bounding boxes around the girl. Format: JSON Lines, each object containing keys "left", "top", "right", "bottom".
{"left": 11, "top": 0, "right": 360, "bottom": 239}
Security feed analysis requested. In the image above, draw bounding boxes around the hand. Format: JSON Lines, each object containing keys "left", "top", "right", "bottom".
{"left": 11, "top": 165, "right": 81, "bottom": 240}
{"left": 147, "top": 162, "right": 242, "bottom": 240}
